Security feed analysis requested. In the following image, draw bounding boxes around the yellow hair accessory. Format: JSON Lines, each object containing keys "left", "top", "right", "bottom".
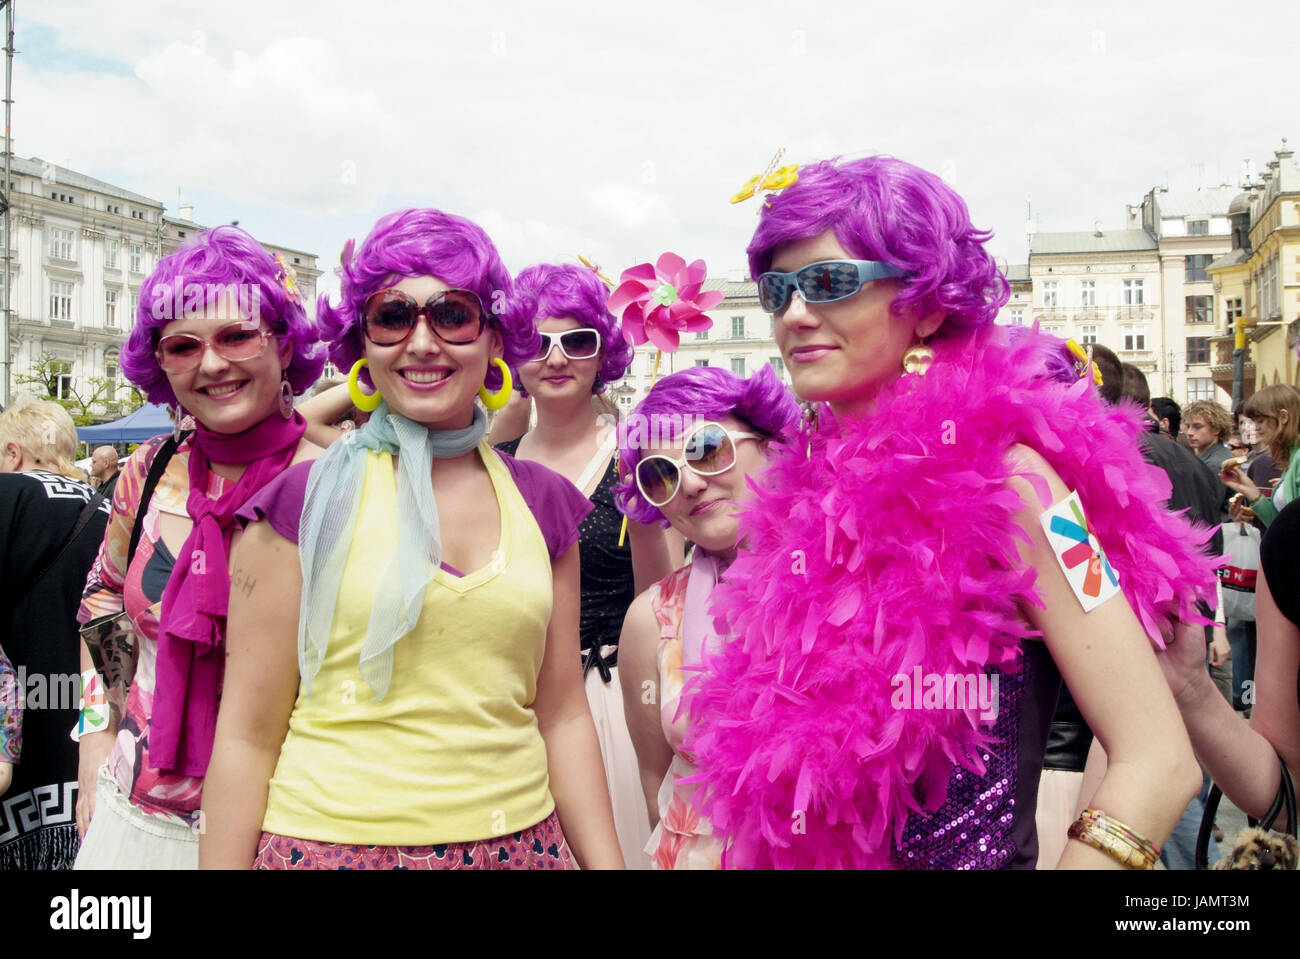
{"left": 1066, "top": 339, "right": 1104, "bottom": 387}
{"left": 577, "top": 254, "right": 615, "bottom": 290}
{"left": 274, "top": 254, "right": 302, "bottom": 306}
{"left": 730, "top": 148, "right": 800, "bottom": 206}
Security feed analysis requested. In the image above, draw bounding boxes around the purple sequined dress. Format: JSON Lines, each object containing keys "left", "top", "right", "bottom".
{"left": 895, "top": 639, "right": 1060, "bottom": 869}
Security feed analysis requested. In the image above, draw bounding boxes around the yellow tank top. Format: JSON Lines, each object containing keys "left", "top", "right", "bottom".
{"left": 262, "top": 442, "right": 556, "bottom": 845}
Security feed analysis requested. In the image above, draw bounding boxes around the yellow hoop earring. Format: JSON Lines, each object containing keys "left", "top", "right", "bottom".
{"left": 347, "top": 358, "right": 383, "bottom": 413}
{"left": 477, "top": 358, "right": 513, "bottom": 411}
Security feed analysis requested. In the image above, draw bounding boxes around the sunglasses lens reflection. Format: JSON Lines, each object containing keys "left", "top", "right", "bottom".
{"left": 685, "top": 426, "right": 730, "bottom": 470}
{"left": 564, "top": 330, "right": 600, "bottom": 358}
{"left": 757, "top": 275, "right": 788, "bottom": 313}
{"left": 432, "top": 292, "right": 482, "bottom": 336}
{"left": 637, "top": 457, "right": 679, "bottom": 507}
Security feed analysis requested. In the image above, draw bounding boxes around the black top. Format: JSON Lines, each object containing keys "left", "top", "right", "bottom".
{"left": 0, "top": 470, "right": 109, "bottom": 869}
{"left": 96, "top": 471, "right": 120, "bottom": 500}
{"left": 1260, "top": 498, "right": 1300, "bottom": 630}
{"left": 1138, "top": 431, "right": 1225, "bottom": 556}
{"left": 496, "top": 437, "right": 635, "bottom": 682}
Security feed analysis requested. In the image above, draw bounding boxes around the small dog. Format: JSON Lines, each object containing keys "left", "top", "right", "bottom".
{"left": 1211, "top": 827, "right": 1299, "bottom": 870}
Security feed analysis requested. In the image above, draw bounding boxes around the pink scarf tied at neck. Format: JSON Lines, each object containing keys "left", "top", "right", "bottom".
{"left": 150, "top": 410, "right": 306, "bottom": 777}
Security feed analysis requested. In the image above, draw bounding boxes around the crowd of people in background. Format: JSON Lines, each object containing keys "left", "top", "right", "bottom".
{"left": 1, "top": 153, "right": 1299, "bottom": 871}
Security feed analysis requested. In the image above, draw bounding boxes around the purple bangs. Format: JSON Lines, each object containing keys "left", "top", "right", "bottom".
{"left": 614, "top": 364, "right": 803, "bottom": 527}
{"left": 508, "top": 263, "right": 633, "bottom": 394}
{"left": 317, "top": 208, "right": 524, "bottom": 390}
{"left": 746, "top": 156, "right": 1009, "bottom": 334}
{"left": 121, "top": 225, "right": 325, "bottom": 407}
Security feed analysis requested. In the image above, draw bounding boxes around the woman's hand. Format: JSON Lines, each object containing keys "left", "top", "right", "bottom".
{"left": 76, "top": 729, "right": 115, "bottom": 837}
{"left": 0, "top": 761, "right": 12, "bottom": 798}
{"left": 1157, "top": 619, "right": 1216, "bottom": 706}
{"left": 1220, "top": 465, "right": 1261, "bottom": 501}
{"left": 1209, "top": 627, "right": 1230, "bottom": 668}
{"left": 1228, "top": 496, "right": 1256, "bottom": 525}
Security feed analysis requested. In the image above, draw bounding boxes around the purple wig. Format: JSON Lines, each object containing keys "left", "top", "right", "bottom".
{"left": 747, "top": 156, "right": 1009, "bottom": 334}
{"left": 121, "top": 225, "right": 325, "bottom": 407}
{"left": 614, "top": 364, "right": 803, "bottom": 526}
{"left": 318, "top": 208, "right": 525, "bottom": 390}
{"left": 508, "top": 263, "right": 634, "bottom": 394}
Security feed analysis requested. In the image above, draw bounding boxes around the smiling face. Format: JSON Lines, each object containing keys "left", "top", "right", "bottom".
{"left": 646, "top": 414, "right": 770, "bottom": 561}
{"left": 769, "top": 230, "right": 941, "bottom": 419}
{"left": 160, "top": 290, "right": 290, "bottom": 435}
{"left": 517, "top": 315, "right": 601, "bottom": 403}
{"left": 363, "top": 274, "right": 502, "bottom": 431}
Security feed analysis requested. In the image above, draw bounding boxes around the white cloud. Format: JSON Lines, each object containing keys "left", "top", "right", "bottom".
{"left": 14, "top": 0, "right": 1300, "bottom": 283}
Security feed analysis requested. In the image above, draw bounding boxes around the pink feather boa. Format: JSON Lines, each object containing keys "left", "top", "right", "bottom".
{"left": 683, "top": 324, "right": 1219, "bottom": 869}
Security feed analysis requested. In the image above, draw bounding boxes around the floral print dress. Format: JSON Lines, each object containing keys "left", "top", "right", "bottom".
{"left": 645, "top": 567, "right": 722, "bottom": 870}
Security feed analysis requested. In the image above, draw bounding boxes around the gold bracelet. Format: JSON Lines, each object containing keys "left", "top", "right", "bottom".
{"left": 1067, "top": 809, "right": 1160, "bottom": 869}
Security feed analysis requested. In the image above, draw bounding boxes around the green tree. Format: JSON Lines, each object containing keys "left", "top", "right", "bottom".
{"left": 15, "top": 352, "right": 144, "bottom": 426}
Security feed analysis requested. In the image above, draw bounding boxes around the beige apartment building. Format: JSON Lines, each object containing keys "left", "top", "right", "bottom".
{"left": 1006, "top": 185, "right": 1236, "bottom": 405}
{"left": 2, "top": 149, "right": 318, "bottom": 414}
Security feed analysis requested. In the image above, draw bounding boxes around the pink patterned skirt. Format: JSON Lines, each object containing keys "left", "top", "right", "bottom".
{"left": 254, "top": 812, "right": 574, "bottom": 870}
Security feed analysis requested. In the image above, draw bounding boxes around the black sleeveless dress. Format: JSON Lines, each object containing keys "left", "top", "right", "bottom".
{"left": 495, "top": 438, "right": 635, "bottom": 683}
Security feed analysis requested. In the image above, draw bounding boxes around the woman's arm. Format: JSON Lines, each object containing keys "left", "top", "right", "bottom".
{"left": 627, "top": 521, "right": 682, "bottom": 597}
{"left": 618, "top": 591, "right": 674, "bottom": 825}
{"left": 532, "top": 541, "right": 625, "bottom": 869}
{"left": 1159, "top": 570, "right": 1300, "bottom": 826}
{"left": 75, "top": 639, "right": 117, "bottom": 836}
{"left": 486, "top": 390, "right": 532, "bottom": 446}
{"left": 297, "top": 383, "right": 358, "bottom": 448}
{"left": 1007, "top": 446, "right": 1202, "bottom": 868}
{"left": 198, "top": 521, "right": 302, "bottom": 869}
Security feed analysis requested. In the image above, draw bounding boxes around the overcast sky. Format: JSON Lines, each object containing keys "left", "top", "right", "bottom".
{"left": 18, "top": 1, "right": 1297, "bottom": 298}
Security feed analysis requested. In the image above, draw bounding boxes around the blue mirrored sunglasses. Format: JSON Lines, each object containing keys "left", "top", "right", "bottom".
{"left": 756, "top": 259, "right": 906, "bottom": 314}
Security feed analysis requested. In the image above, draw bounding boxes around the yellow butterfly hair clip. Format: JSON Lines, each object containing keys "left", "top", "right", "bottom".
{"left": 577, "top": 253, "right": 615, "bottom": 290}
{"left": 730, "top": 148, "right": 800, "bottom": 206}
{"left": 274, "top": 254, "right": 302, "bottom": 306}
{"left": 1066, "top": 338, "right": 1104, "bottom": 387}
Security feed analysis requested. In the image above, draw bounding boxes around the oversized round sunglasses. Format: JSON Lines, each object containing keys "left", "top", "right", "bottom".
{"left": 635, "top": 421, "right": 762, "bottom": 508}
{"left": 756, "top": 259, "right": 906, "bottom": 314}
{"left": 155, "top": 321, "right": 271, "bottom": 374}
{"left": 362, "top": 288, "right": 489, "bottom": 347}
{"left": 527, "top": 328, "right": 602, "bottom": 362}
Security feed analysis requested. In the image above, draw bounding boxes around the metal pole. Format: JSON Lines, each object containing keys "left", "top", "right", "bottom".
{"left": 1232, "top": 318, "right": 1244, "bottom": 414}
{"left": 1, "top": 1, "right": 12, "bottom": 407}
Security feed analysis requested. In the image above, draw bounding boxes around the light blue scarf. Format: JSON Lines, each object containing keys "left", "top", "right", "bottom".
{"left": 297, "top": 401, "right": 487, "bottom": 699}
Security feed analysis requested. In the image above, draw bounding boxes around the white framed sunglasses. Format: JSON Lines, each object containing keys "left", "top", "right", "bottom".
{"left": 635, "top": 421, "right": 762, "bottom": 508}
{"left": 527, "top": 328, "right": 602, "bottom": 362}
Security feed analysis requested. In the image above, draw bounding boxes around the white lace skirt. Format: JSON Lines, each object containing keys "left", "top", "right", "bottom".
{"left": 73, "top": 766, "right": 198, "bottom": 870}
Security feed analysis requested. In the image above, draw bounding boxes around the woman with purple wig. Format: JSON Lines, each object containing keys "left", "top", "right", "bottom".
{"left": 200, "top": 210, "right": 624, "bottom": 869}
{"left": 615, "top": 365, "right": 801, "bottom": 869}
{"left": 683, "top": 156, "right": 1221, "bottom": 869}
{"left": 74, "top": 226, "right": 324, "bottom": 868}
{"left": 495, "top": 262, "right": 678, "bottom": 868}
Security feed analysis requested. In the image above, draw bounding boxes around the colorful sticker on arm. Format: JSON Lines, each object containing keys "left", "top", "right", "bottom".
{"left": 70, "top": 669, "right": 110, "bottom": 742}
{"left": 1039, "top": 490, "right": 1121, "bottom": 612}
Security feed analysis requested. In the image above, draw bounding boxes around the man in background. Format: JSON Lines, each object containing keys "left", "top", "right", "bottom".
{"left": 89, "top": 446, "right": 120, "bottom": 499}
{"left": 1151, "top": 396, "right": 1181, "bottom": 439}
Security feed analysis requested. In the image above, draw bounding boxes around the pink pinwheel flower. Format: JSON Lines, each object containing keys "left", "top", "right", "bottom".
{"left": 607, "top": 252, "right": 723, "bottom": 352}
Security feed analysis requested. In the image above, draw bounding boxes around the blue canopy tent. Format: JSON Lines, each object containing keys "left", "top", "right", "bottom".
{"left": 75, "top": 404, "right": 173, "bottom": 444}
